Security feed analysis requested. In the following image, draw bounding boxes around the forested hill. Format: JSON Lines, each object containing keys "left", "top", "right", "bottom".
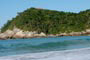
{"left": 1, "top": 8, "right": 90, "bottom": 34}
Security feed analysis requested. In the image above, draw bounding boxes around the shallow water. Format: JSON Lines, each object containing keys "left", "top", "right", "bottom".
{"left": 0, "top": 36, "right": 90, "bottom": 56}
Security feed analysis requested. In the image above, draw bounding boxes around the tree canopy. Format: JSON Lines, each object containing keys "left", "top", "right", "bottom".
{"left": 1, "top": 7, "right": 90, "bottom": 34}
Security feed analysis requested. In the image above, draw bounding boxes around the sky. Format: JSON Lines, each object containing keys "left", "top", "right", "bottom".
{"left": 0, "top": 0, "right": 90, "bottom": 28}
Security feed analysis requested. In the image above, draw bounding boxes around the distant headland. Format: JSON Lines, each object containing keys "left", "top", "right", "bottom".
{"left": 1, "top": 7, "right": 90, "bottom": 39}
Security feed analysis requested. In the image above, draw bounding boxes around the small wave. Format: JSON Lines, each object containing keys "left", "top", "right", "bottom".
{"left": 0, "top": 47, "right": 90, "bottom": 60}
{"left": 0, "top": 39, "right": 90, "bottom": 53}
{"left": 0, "top": 36, "right": 90, "bottom": 57}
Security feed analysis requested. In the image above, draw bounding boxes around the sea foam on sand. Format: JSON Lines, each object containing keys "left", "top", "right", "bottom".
{"left": 0, "top": 47, "right": 90, "bottom": 60}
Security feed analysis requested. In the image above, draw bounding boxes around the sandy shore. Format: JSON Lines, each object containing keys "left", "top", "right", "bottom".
{"left": 0, "top": 47, "right": 90, "bottom": 60}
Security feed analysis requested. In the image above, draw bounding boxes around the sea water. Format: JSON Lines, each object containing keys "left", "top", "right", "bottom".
{"left": 0, "top": 36, "right": 90, "bottom": 60}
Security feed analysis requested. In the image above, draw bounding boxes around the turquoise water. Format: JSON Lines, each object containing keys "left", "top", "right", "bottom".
{"left": 0, "top": 36, "right": 90, "bottom": 56}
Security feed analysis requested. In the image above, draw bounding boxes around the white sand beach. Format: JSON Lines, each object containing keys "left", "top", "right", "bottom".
{"left": 0, "top": 47, "right": 90, "bottom": 60}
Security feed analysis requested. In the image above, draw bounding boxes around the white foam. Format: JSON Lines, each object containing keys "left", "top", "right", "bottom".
{"left": 0, "top": 47, "right": 90, "bottom": 60}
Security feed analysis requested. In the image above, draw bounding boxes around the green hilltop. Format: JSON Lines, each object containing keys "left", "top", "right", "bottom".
{"left": 1, "top": 7, "right": 90, "bottom": 34}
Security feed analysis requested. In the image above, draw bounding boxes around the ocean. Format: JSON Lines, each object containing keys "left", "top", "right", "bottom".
{"left": 0, "top": 36, "right": 90, "bottom": 60}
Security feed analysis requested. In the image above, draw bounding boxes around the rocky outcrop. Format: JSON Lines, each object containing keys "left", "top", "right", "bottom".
{"left": 24, "top": 31, "right": 35, "bottom": 38}
{"left": 69, "top": 32, "right": 82, "bottom": 36}
{"left": 0, "top": 28, "right": 47, "bottom": 39}
{"left": 85, "top": 29, "right": 90, "bottom": 34}
{"left": 1, "top": 28, "right": 90, "bottom": 40}
{"left": 13, "top": 31, "right": 25, "bottom": 38}
{"left": 0, "top": 30, "right": 15, "bottom": 39}
{"left": 0, "top": 33, "right": 8, "bottom": 39}
{"left": 4, "top": 30, "right": 15, "bottom": 38}
{"left": 34, "top": 32, "right": 46, "bottom": 37}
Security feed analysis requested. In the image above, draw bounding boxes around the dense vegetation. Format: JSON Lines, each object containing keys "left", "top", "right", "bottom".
{"left": 1, "top": 8, "right": 90, "bottom": 34}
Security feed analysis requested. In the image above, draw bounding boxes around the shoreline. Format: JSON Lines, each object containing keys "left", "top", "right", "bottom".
{"left": 0, "top": 28, "right": 90, "bottom": 40}
{"left": 0, "top": 47, "right": 90, "bottom": 60}
{"left": 0, "top": 33, "right": 90, "bottom": 40}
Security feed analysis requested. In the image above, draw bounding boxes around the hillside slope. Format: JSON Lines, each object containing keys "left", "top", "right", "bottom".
{"left": 1, "top": 8, "right": 90, "bottom": 34}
